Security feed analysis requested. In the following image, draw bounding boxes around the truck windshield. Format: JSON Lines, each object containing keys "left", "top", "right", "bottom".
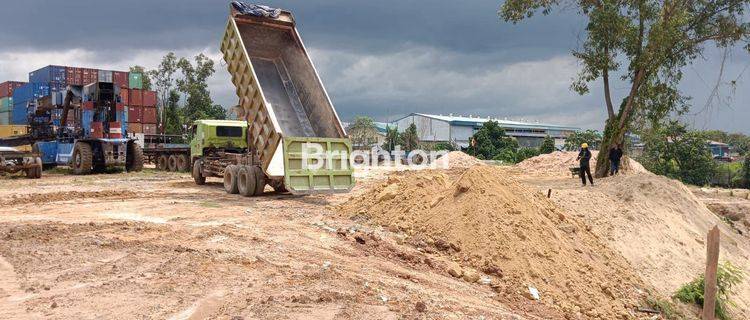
{"left": 216, "top": 126, "right": 243, "bottom": 137}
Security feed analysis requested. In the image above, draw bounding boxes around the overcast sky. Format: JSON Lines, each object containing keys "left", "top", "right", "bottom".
{"left": 0, "top": 0, "right": 747, "bottom": 133}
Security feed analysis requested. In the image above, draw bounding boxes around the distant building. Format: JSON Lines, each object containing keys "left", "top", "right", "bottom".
{"left": 708, "top": 140, "right": 730, "bottom": 160}
{"left": 392, "top": 113, "right": 580, "bottom": 148}
{"left": 342, "top": 121, "right": 392, "bottom": 149}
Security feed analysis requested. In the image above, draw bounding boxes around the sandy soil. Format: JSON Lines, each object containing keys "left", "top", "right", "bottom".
{"left": 0, "top": 169, "right": 536, "bottom": 320}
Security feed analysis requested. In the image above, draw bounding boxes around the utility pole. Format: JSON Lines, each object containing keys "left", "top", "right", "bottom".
{"left": 702, "top": 226, "right": 720, "bottom": 320}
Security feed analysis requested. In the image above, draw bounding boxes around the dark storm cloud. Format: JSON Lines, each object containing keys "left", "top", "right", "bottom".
{"left": 0, "top": 0, "right": 746, "bottom": 132}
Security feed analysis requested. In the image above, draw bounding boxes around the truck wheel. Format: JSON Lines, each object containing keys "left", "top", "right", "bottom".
{"left": 193, "top": 159, "right": 206, "bottom": 185}
{"left": 252, "top": 166, "right": 265, "bottom": 196}
{"left": 126, "top": 142, "right": 144, "bottom": 172}
{"left": 72, "top": 143, "right": 93, "bottom": 175}
{"left": 33, "top": 157, "right": 43, "bottom": 179}
{"left": 156, "top": 155, "right": 168, "bottom": 171}
{"left": 237, "top": 166, "right": 256, "bottom": 197}
{"left": 168, "top": 155, "right": 178, "bottom": 172}
{"left": 177, "top": 154, "right": 190, "bottom": 172}
{"left": 224, "top": 165, "right": 240, "bottom": 194}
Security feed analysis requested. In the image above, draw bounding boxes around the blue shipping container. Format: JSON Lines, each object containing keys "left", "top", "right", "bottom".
{"left": 29, "top": 65, "right": 67, "bottom": 84}
{"left": 11, "top": 103, "right": 28, "bottom": 124}
{"left": 13, "top": 82, "right": 50, "bottom": 102}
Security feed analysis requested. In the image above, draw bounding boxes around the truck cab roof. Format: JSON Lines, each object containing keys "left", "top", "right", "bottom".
{"left": 194, "top": 120, "right": 247, "bottom": 127}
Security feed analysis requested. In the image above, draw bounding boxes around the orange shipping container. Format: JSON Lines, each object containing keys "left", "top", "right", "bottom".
{"left": 113, "top": 71, "right": 129, "bottom": 88}
{"left": 128, "top": 122, "right": 143, "bottom": 134}
{"left": 127, "top": 106, "right": 142, "bottom": 123}
{"left": 142, "top": 106, "right": 157, "bottom": 124}
{"left": 120, "top": 88, "right": 129, "bottom": 105}
{"left": 129, "top": 89, "right": 143, "bottom": 106}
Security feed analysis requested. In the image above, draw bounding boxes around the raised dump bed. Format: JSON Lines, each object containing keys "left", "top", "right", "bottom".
{"left": 220, "top": 5, "right": 353, "bottom": 194}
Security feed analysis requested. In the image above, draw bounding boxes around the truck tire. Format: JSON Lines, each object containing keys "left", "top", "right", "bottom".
{"left": 126, "top": 143, "right": 144, "bottom": 172}
{"left": 156, "top": 155, "right": 168, "bottom": 171}
{"left": 168, "top": 155, "right": 178, "bottom": 172}
{"left": 224, "top": 165, "right": 240, "bottom": 194}
{"left": 72, "top": 143, "right": 93, "bottom": 175}
{"left": 177, "top": 154, "right": 190, "bottom": 172}
{"left": 33, "top": 157, "right": 43, "bottom": 179}
{"left": 252, "top": 166, "right": 265, "bottom": 196}
{"left": 237, "top": 166, "right": 256, "bottom": 197}
{"left": 193, "top": 159, "right": 206, "bottom": 185}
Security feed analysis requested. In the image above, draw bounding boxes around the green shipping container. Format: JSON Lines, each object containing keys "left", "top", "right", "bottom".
{"left": 0, "top": 111, "right": 10, "bottom": 125}
{"left": 0, "top": 97, "right": 12, "bottom": 113}
{"left": 129, "top": 72, "right": 143, "bottom": 89}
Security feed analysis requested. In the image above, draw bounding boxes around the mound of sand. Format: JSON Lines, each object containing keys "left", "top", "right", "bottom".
{"left": 340, "top": 166, "right": 649, "bottom": 318}
{"left": 516, "top": 151, "right": 648, "bottom": 177}
{"left": 433, "top": 151, "right": 484, "bottom": 169}
{"left": 548, "top": 173, "right": 750, "bottom": 317}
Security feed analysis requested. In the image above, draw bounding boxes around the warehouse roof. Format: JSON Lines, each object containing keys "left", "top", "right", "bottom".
{"left": 396, "top": 113, "right": 581, "bottom": 131}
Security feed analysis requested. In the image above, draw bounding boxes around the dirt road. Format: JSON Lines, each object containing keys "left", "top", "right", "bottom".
{"left": 0, "top": 170, "right": 536, "bottom": 319}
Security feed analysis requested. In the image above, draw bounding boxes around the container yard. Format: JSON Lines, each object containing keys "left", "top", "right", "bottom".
{"left": 0, "top": 2, "right": 749, "bottom": 320}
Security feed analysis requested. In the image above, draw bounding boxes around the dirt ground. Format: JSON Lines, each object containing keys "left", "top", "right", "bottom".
{"left": 0, "top": 169, "right": 539, "bottom": 320}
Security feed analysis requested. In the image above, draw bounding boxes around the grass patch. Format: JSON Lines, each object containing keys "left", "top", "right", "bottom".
{"left": 645, "top": 296, "right": 683, "bottom": 320}
{"left": 199, "top": 201, "right": 222, "bottom": 208}
{"left": 674, "top": 261, "right": 744, "bottom": 320}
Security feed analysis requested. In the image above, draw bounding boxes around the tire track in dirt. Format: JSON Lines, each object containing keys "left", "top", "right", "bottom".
{"left": 0, "top": 255, "right": 41, "bottom": 319}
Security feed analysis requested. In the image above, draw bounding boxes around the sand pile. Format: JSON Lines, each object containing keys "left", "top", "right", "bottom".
{"left": 433, "top": 151, "right": 484, "bottom": 169}
{"left": 340, "top": 166, "right": 649, "bottom": 318}
{"left": 516, "top": 151, "right": 648, "bottom": 177}
{"left": 549, "top": 173, "right": 750, "bottom": 316}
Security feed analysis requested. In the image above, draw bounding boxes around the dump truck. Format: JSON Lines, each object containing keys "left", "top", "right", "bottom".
{"left": 190, "top": 4, "right": 354, "bottom": 196}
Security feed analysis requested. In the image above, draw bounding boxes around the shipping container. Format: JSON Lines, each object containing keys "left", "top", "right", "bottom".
{"left": 98, "top": 70, "right": 113, "bottom": 83}
{"left": 0, "top": 125, "right": 28, "bottom": 137}
{"left": 128, "top": 122, "right": 143, "bottom": 134}
{"left": 0, "top": 81, "right": 26, "bottom": 98}
{"left": 11, "top": 103, "right": 28, "bottom": 124}
{"left": 143, "top": 90, "right": 157, "bottom": 107}
{"left": 129, "top": 89, "right": 143, "bottom": 106}
{"left": 29, "top": 65, "right": 67, "bottom": 84}
{"left": 143, "top": 123, "right": 157, "bottom": 134}
{"left": 13, "top": 83, "right": 50, "bottom": 103}
{"left": 0, "top": 112, "right": 9, "bottom": 125}
{"left": 142, "top": 106, "right": 157, "bottom": 124}
{"left": 129, "top": 72, "right": 143, "bottom": 89}
{"left": 66, "top": 67, "right": 83, "bottom": 85}
{"left": 127, "top": 106, "right": 142, "bottom": 123}
{"left": 91, "top": 122, "right": 104, "bottom": 139}
{"left": 113, "top": 71, "right": 128, "bottom": 88}
{"left": 120, "top": 88, "right": 129, "bottom": 105}
{"left": 82, "top": 68, "right": 99, "bottom": 85}
{"left": 109, "top": 122, "right": 122, "bottom": 138}
{"left": 0, "top": 97, "right": 12, "bottom": 112}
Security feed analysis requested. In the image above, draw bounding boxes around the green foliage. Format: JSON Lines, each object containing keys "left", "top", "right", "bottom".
{"left": 382, "top": 125, "right": 403, "bottom": 152}
{"left": 163, "top": 90, "right": 183, "bottom": 135}
{"left": 433, "top": 142, "right": 456, "bottom": 152}
{"left": 744, "top": 156, "right": 750, "bottom": 188}
{"left": 470, "top": 121, "right": 519, "bottom": 160}
{"left": 540, "top": 135, "right": 556, "bottom": 154}
{"left": 348, "top": 117, "right": 379, "bottom": 149}
{"left": 705, "top": 130, "right": 750, "bottom": 156}
{"left": 516, "top": 147, "right": 541, "bottom": 163}
{"left": 129, "top": 66, "right": 152, "bottom": 90}
{"left": 674, "top": 261, "right": 744, "bottom": 320}
{"left": 401, "top": 123, "right": 421, "bottom": 153}
{"left": 564, "top": 130, "right": 602, "bottom": 151}
{"left": 639, "top": 122, "right": 716, "bottom": 186}
{"left": 492, "top": 148, "right": 518, "bottom": 163}
{"left": 715, "top": 162, "right": 746, "bottom": 188}
{"left": 177, "top": 53, "right": 222, "bottom": 124}
{"left": 645, "top": 296, "right": 683, "bottom": 320}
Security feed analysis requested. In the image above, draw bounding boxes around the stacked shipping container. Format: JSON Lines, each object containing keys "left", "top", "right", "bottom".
{"left": 0, "top": 81, "right": 26, "bottom": 125}
{"left": 1, "top": 65, "right": 156, "bottom": 135}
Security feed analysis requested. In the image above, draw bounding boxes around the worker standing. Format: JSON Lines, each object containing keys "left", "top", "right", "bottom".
{"left": 609, "top": 144, "right": 623, "bottom": 175}
{"left": 577, "top": 143, "right": 594, "bottom": 186}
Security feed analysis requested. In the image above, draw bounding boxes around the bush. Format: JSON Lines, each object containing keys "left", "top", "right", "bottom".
{"left": 674, "top": 261, "right": 744, "bottom": 320}
{"left": 540, "top": 136, "right": 556, "bottom": 154}
{"left": 434, "top": 142, "right": 456, "bottom": 152}
{"left": 744, "top": 156, "right": 750, "bottom": 188}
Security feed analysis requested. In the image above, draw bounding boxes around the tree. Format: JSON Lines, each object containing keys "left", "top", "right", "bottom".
{"left": 516, "top": 147, "right": 541, "bottom": 163}
{"left": 434, "top": 142, "right": 457, "bottom": 152}
{"left": 163, "top": 90, "right": 183, "bottom": 135}
{"left": 639, "top": 122, "right": 716, "bottom": 185}
{"left": 149, "top": 53, "right": 179, "bottom": 126}
{"left": 177, "top": 53, "right": 220, "bottom": 124}
{"left": 469, "top": 120, "right": 518, "bottom": 160}
{"left": 564, "top": 130, "right": 603, "bottom": 151}
{"left": 382, "top": 125, "right": 403, "bottom": 152}
{"left": 401, "top": 123, "right": 421, "bottom": 153}
{"left": 744, "top": 156, "right": 750, "bottom": 188}
{"left": 348, "top": 116, "right": 379, "bottom": 150}
{"left": 129, "top": 66, "right": 152, "bottom": 90}
{"left": 501, "top": 0, "right": 750, "bottom": 178}
{"left": 540, "top": 136, "right": 556, "bottom": 154}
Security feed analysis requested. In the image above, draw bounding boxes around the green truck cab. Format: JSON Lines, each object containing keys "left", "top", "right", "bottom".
{"left": 189, "top": 120, "right": 248, "bottom": 159}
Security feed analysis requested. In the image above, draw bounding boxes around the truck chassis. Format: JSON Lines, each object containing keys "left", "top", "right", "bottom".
{"left": 0, "top": 148, "right": 43, "bottom": 179}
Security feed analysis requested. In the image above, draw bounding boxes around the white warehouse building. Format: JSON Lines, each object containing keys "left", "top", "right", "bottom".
{"left": 393, "top": 113, "right": 580, "bottom": 149}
